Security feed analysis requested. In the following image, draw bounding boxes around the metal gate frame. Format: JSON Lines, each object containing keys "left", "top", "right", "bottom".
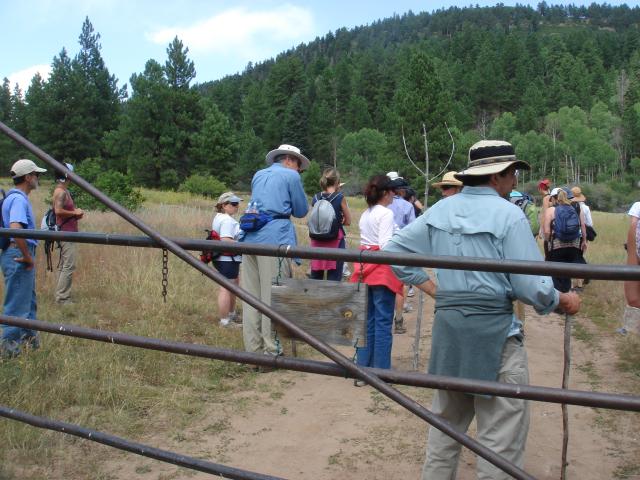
{"left": 1, "top": 121, "right": 638, "bottom": 479}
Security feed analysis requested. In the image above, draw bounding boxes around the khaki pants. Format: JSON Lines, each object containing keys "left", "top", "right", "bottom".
{"left": 240, "top": 254, "right": 290, "bottom": 355}
{"left": 422, "top": 337, "right": 530, "bottom": 480}
{"left": 55, "top": 241, "right": 77, "bottom": 304}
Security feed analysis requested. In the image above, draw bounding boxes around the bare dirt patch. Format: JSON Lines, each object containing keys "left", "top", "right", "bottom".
{"left": 92, "top": 293, "right": 640, "bottom": 479}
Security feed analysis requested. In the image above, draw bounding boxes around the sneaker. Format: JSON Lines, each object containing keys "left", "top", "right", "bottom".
{"left": 219, "top": 318, "right": 231, "bottom": 327}
{"left": 407, "top": 287, "right": 415, "bottom": 297}
{"left": 353, "top": 379, "right": 367, "bottom": 387}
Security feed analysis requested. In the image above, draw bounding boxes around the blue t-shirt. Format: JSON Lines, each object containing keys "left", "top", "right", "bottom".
{"left": 2, "top": 189, "right": 37, "bottom": 247}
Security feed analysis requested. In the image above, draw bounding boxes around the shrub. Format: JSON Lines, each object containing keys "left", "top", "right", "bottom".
{"left": 69, "top": 158, "right": 144, "bottom": 212}
{"left": 178, "top": 174, "right": 227, "bottom": 198}
{"left": 302, "top": 161, "right": 321, "bottom": 195}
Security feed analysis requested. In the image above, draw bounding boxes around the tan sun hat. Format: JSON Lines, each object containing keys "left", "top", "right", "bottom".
{"left": 265, "top": 144, "right": 310, "bottom": 170}
{"left": 454, "top": 140, "right": 530, "bottom": 180}
{"left": 432, "top": 171, "right": 463, "bottom": 188}
{"left": 217, "top": 192, "right": 242, "bottom": 204}
{"left": 571, "top": 186, "right": 586, "bottom": 202}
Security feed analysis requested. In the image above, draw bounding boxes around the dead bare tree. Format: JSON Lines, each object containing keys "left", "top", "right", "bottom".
{"left": 402, "top": 122, "right": 455, "bottom": 209}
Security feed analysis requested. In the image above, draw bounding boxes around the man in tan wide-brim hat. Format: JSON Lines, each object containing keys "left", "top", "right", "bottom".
{"left": 384, "top": 139, "right": 581, "bottom": 479}
{"left": 432, "top": 171, "right": 463, "bottom": 198}
{"left": 571, "top": 186, "right": 586, "bottom": 202}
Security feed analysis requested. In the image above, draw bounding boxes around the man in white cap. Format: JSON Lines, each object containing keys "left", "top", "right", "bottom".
{"left": 0, "top": 159, "right": 47, "bottom": 357}
{"left": 240, "top": 144, "right": 309, "bottom": 360}
{"left": 384, "top": 140, "right": 580, "bottom": 479}
{"left": 52, "top": 163, "right": 84, "bottom": 305}
{"left": 432, "top": 171, "right": 463, "bottom": 198}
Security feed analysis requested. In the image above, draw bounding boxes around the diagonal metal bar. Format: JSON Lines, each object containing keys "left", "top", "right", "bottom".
{"left": 2, "top": 228, "right": 640, "bottom": 281}
{"left": 0, "top": 121, "right": 534, "bottom": 480}
{"left": 1, "top": 314, "right": 638, "bottom": 412}
{"left": 0, "top": 405, "right": 286, "bottom": 480}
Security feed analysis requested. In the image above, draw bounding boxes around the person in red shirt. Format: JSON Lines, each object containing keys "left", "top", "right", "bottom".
{"left": 52, "top": 163, "right": 84, "bottom": 305}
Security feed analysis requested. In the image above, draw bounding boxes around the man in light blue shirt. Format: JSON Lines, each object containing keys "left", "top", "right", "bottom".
{"left": 240, "top": 144, "right": 309, "bottom": 358}
{"left": 384, "top": 140, "right": 580, "bottom": 480}
{"left": 1, "top": 159, "right": 47, "bottom": 357}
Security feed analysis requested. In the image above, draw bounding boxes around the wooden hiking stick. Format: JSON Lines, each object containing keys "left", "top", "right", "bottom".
{"left": 561, "top": 313, "right": 572, "bottom": 480}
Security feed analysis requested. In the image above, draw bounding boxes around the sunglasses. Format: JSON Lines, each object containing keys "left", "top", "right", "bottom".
{"left": 441, "top": 185, "right": 454, "bottom": 191}
{"left": 227, "top": 202, "right": 239, "bottom": 207}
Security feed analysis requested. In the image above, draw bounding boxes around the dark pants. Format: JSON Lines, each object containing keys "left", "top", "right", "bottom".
{"left": 310, "top": 237, "right": 345, "bottom": 281}
{"left": 547, "top": 247, "right": 582, "bottom": 293}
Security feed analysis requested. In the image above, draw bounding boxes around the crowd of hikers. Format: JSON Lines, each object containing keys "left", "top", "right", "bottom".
{"left": 196, "top": 140, "right": 615, "bottom": 478}
{"left": 3, "top": 138, "right": 638, "bottom": 480}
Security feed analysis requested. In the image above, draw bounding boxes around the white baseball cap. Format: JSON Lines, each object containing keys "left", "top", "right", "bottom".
{"left": 10, "top": 159, "right": 47, "bottom": 178}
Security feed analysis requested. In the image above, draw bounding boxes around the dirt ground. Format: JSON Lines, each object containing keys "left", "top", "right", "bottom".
{"left": 99, "top": 293, "right": 639, "bottom": 480}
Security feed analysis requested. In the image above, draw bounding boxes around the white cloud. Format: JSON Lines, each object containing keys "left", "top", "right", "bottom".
{"left": 145, "top": 4, "right": 315, "bottom": 59}
{"left": 7, "top": 64, "right": 51, "bottom": 93}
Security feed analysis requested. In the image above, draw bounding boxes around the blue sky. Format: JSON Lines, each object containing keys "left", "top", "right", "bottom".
{"left": 1, "top": 1, "right": 637, "bottom": 92}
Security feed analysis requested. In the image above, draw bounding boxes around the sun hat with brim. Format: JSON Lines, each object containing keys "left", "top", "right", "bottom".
{"left": 265, "top": 144, "right": 310, "bottom": 170}
{"left": 10, "top": 159, "right": 47, "bottom": 178}
{"left": 454, "top": 140, "right": 530, "bottom": 180}
{"left": 217, "top": 192, "right": 242, "bottom": 205}
{"left": 432, "top": 171, "right": 463, "bottom": 188}
{"left": 571, "top": 186, "right": 586, "bottom": 202}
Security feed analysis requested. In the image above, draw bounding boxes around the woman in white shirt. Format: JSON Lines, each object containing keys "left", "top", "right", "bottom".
{"left": 350, "top": 175, "right": 404, "bottom": 373}
{"left": 212, "top": 192, "right": 242, "bottom": 327}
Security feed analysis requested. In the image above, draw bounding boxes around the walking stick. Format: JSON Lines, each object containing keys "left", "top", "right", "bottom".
{"left": 412, "top": 290, "right": 424, "bottom": 370}
{"left": 561, "top": 313, "right": 572, "bottom": 480}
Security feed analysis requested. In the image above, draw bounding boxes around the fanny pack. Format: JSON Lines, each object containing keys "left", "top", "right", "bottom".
{"left": 239, "top": 212, "right": 290, "bottom": 232}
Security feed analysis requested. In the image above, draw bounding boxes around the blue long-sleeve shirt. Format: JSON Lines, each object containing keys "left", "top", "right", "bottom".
{"left": 383, "top": 186, "right": 559, "bottom": 317}
{"left": 241, "top": 163, "right": 309, "bottom": 246}
{"left": 388, "top": 195, "right": 415, "bottom": 229}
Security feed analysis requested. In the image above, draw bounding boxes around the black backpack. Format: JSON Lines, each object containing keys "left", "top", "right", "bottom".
{"left": 0, "top": 190, "right": 20, "bottom": 251}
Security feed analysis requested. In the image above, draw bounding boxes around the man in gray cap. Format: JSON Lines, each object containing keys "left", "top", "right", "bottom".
{"left": 384, "top": 140, "right": 580, "bottom": 479}
{"left": 240, "top": 144, "right": 309, "bottom": 360}
{"left": 1, "top": 159, "right": 47, "bottom": 356}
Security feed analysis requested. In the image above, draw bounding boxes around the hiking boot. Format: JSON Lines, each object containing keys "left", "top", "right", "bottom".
{"left": 394, "top": 316, "right": 407, "bottom": 334}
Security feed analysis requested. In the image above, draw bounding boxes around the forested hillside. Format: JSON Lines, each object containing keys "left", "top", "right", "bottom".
{"left": 2, "top": 4, "right": 640, "bottom": 209}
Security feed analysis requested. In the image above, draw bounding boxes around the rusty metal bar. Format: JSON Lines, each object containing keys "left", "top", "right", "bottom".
{"left": 2, "top": 228, "right": 639, "bottom": 281}
{"left": 0, "top": 405, "right": 286, "bottom": 480}
{"left": 1, "top": 315, "right": 638, "bottom": 412}
{"left": 0, "top": 121, "right": 535, "bottom": 479}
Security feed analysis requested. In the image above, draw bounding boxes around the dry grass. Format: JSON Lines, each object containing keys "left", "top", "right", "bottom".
{"left": 0, "top": 181, "right": 249, "bottom": 479}
{"left": 0, "top": 182, "right": 638, "bottom": 478}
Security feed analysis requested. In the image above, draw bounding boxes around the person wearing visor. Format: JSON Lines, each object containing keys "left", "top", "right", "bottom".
{"left": 52, "top": 162, "right": 84, "bottom": 305}
{"left": 1, "top": 159, "right": 47, "bottom": 357}
{"left": 384, "top": 140, "right": 580, "bottom": 480}
{"left": 212, "top": 192, "right": 243, "bottom": 327}
{"left": 432, "top": 171, "right": 463, "bottom": 198}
